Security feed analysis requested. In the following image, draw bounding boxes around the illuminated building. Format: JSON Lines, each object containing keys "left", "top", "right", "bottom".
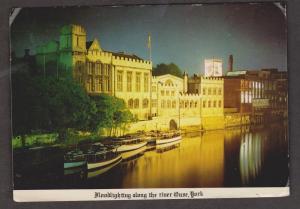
{"left": 204, "top": 58, "right": 223, "bottom": 77}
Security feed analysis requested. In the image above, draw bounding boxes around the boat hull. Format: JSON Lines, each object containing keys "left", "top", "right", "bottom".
{"left": 87, "top": 157, "right": 122, "bottom": 178}
{"left": 87, "top": 155, "right": 122, "bottom": 170}
{"left": 156, "top": 136, "right": 182, "bottom": 145}
{"left": 121, "top": 145, "right": 147, "bottom": 160}
{"left": 116, "top": 141, "right": 147, "bottom": 152}
{"left": 64, "top": 161, "right": 86, "bottom": 169}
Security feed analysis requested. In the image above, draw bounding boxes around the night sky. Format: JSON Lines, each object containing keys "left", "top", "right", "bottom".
{"left": 10, "top": 3, "right": 287, "bottom": 75}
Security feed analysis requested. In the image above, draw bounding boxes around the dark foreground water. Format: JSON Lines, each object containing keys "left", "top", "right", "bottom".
{"left": 14, "top": 122, "right": 288, "bottom": 189}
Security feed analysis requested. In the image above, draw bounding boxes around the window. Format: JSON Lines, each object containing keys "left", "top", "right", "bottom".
{"left": 218, "top": 88, "right": 222, "bottom": 95}
{"left": 144, "top": 73, "right": 149, "bottom": 92}
{"left": 128, "top": 99, "right": 134, "bottom": 109}
{"left": 152, "top": 99, "right": 157, "bottom": 108}
{"left": 203, "top": 88, "right": 206, "bottom": 95}
{"left": 117, "top": 71, "right": 123, "bottom": 91}
{"left": 208, "top": 101, "right": 211, "bottom": 107}
{"left": 166, "top": 91, "right": 169, "bottom": 96}
{"left": 213, "top": 88, "right": 217, "bottom": 95}
{"left": 134, "top": 99, "right": 139, "bottom": 108}
{"left": 161, "top": 90, "right": 165, "bottom": 96}
{"left": 195, "top": 102, "right": 197, "bottom": 108}
{"left": 213, "top": 101, "right": 217, "bottom": 107}
{"left": 190, "top": 101, "right": 193, "bottom": 108}
{"left": 143, "top": 99, "right": 149, "bottom": 108}
{"left": 218, "top": 100, "right": 222, "bottom": 108}
{"left": 172, "top": 101, "right": 176, "bottom": 108}
{"left": 161, "top": 100, "right": 165, "bottom": 108}
{"left": 167, "top": 100, "right": 171, "bottom": 108}
{"left": 136, "top": 73, "right": 141, "bottom": 92}
{"left": 208, "top": 88, "right": 211, "bottom": 95}
{"left": 185, "top": 101, "right": 188, "bottom": 108}
{"left": 127, "top": 72, "right": 132, "bottom": 92}
{"left": 203, "top": 101, "right": 206, "bottom": 108}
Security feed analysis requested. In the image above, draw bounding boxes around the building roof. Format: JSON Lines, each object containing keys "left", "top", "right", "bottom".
{"left": 110, "top": 51, "right": 144, "bottom": 60}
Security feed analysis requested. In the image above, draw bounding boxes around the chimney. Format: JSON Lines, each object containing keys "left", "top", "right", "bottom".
{"left": 228, "top": 54, "right": 233, "bottom": 72}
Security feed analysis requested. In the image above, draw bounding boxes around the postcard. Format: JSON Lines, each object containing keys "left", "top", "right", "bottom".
{"left": 10, "top": 2, "right": 288, "bottom": 202}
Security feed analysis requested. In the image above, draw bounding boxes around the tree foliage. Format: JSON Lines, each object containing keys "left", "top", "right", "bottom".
{"left": 12, "top": 69, "right": 134, "bottom": 139}
{"left": 152, "top": 63, "right": 183, "bottom": 78}
{"left": 90, "top": 94, "right": 135, "bottom": 136}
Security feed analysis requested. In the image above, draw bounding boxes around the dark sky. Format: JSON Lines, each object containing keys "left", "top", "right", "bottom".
{"left": 10, "top": 3, "right": 287, "bottom": 75}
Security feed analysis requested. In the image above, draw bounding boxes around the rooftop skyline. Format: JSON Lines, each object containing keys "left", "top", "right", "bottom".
{"left": 10, "top": 3, "right": 287, "bottom": 75}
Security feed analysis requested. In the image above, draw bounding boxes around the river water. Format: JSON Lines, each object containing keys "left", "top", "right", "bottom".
{"left": 14, "top": 122, "right": 288, "bottom": 189}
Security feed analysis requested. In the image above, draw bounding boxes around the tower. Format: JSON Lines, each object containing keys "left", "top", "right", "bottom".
{"left": 59, "top": 24, "right": 87, "bottom": 74}
{"left": 183, "top": 71, "right": 188, "bottom": 93}
{"left": 228, "top": 54, "right": 233, "bottom": 73}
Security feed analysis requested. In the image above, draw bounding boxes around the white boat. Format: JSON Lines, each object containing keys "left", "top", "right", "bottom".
{"left": 86, "top": 149, "right": 122, "bottom": 170}
{"left": 121, "top": 145, "right": 147, "bottom": 160}
{"left": 156, "top": 139, "right": 181, "bottom": 150}
{"left": 156, "top": 134, "right": 182, "bottom": 145}
{"left": 113, "top": 137, "right": 147, "bottom": 153}
{"left": 87, "top": 157, "right": 122, "bottom": 178}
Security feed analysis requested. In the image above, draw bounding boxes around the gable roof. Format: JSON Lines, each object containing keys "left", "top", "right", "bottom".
{"left": 86, "top": 38, "right": 102, "bottom": 51}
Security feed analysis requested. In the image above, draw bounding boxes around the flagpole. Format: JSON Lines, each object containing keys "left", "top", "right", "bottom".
{"left": 148, "top": 33, "right": 152, "bottom": 62}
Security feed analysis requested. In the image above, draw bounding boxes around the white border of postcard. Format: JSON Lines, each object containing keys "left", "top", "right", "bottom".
{"left": 14, "top": 187, "right": 289, "bottom": 202}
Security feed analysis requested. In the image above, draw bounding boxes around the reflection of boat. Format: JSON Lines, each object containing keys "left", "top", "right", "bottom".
{"left": 64, "top": 150, "right": 86, "bottom": 169}
{"left": 87, "top": 157, "right": 122, "bottom": 178}
{"left": 64, "top": 166, "right": 84, "bottom": 176}
{"left": 112, "top": 136, "right": 147, "bottom": 152}
{"left": 121, "top": 145, "right": 147, "bottom": 161}
{"left": 156, "top": 139, "right": 181, "bottom": 151}
{"left": 86, "top": 144, "right": 122, "bottom": 170}
{"left": 156, "top": 131, "right": 182, "bottom": 145}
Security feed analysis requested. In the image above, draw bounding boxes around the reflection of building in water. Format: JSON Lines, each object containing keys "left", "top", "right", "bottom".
{"left": 199, "top": 131, "right": 225, "bottom": 187}
{"left": 239, "top": 132, "right": 264, "bottom": 185}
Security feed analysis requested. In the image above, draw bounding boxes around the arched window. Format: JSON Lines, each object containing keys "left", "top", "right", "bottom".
{"left": 134, "top": 99, "right": 139, "bottom": 108}
{"left": 143, "top": 99, "right": 149, "bottom": 108}
{"left": 128, "top": 99, "right": 134, "bottom": 109}
{"left": 185, "top": 101, "right": 188, "bottom": 108}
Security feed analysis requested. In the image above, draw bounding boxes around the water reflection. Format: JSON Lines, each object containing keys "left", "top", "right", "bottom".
{"left": 14, "top": 123, "right": 288, "bottom": 189}
{"left": 239, "top": 132, "right": 264, "bottom": 185}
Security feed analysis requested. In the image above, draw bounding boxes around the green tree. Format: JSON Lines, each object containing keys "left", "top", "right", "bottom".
{"left": 90, "top": 94, "right": 134, "bottom": 136}
{"left": 153, "top": 62, "right": 183, "bottom": 78}
{"left": 12, "top": 70, "right": 96, "bottom": 141}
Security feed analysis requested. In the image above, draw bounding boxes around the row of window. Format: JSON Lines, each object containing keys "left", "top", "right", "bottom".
{"left": 128, "top": 98, "right": 149, "bottom": 109}
{"left": 202, "top": 100, "right": 222, "bottom": 108}
{"left": 159, "top": 90, "right": 175, "bottom": 97}
{"left": 117, "top": 71, "right": 149, "bottom": 92}
{"left": 202, "top": 87, "right": 222, "bottom": 95}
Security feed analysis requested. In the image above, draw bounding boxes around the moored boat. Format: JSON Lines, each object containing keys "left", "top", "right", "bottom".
{"left": 156, "top": 131, "right": 182, "bottom": 145}
{"left": 112, "top": 136, "right": 147, "bottom": 153}
{"left": 86, "top": 145, "right": 122, "bottom": 170}
{"left": 64, "top": 150, "right": 86, "bottom": 169}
